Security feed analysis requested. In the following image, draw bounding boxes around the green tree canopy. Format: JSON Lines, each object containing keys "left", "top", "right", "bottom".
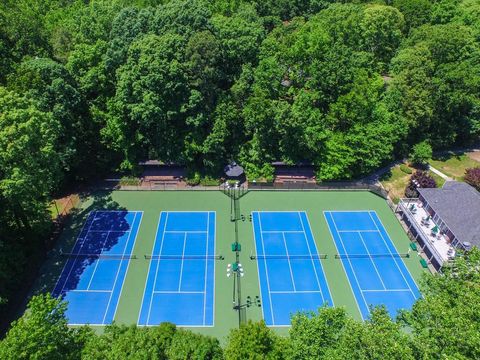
{"left": 0, "top": 294, "right": 90, "bottom": 360}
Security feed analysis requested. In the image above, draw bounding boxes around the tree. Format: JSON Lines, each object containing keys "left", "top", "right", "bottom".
{"left": 289, "top": 307, "right": 348, "bottom": 359}
{"left": 225, "top": 320, "right": 286, "bottom": 360}
{"left": 8, "top": 57, "right": 97, "bottom": 183}
{"left": 0, "top": 87, "right": 60, "bottom": 232}
{"left": 401, "top": 248, "right": 480, "bottom": 359}
{"left": 289, "top": 307, "right": 415, "bottom": 359}
{"left": 359, "top": 5, "right": 405, "bottom": 72}
{"left": 0, "top": 87, "right": 61, "bottom": 311}
{"left": 211, "top": 4, "right": 265, "bottom": 81}
{"left": 326, "top": 308, "right": 415, "bottom": 360}
{"left": 82, "top": 323, "right": 175, "bottom": 360}
{"left": 405, "top": 170, "right": 436, "bottom": 197}
{"left": 409, "top": 141, "right": 432, "bottom": 165}
{"left": 389, "top": 23, "right": 480, "bottom": 148}
{"left": 166, "top": 329, "right": 223, "bottom": 360}
{"left": 464, "top": 167, "right": 480, "bottom": 191}
{"left": 392, "top": 0, "right": 432, "bottom": 33}
{"left": 45, "top": 0, "right": 123, "bottom": 61}
{"left": 0, "top": 294, "right": 90, "bottom": 360}
{"left": 106, "top": 32, "right": 191, "bottom": 169}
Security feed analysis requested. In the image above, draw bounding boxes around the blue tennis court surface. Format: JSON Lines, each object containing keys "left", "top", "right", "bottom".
{"left": 53, "top": 210, "right": 142, "bottom": 325}
{"left": 324, "top": 211, "right": 421, "bottom": 319}
{"left": 138, "top": 211, "right": 215, "bottom": 326}
{"left": 252, "top": 211, "right": 333, "bottom": 326}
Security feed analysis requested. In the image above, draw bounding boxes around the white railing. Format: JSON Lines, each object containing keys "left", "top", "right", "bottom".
{"left": 398, "top": 199, "right": 447, "bottom": 266}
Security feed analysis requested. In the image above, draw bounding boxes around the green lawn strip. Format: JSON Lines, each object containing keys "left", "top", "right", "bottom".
{"left": 429, "top": 154, "right": 480, "bottom": 180}
{"left": 428, "top": 170, "right": 446, "bottom": 188}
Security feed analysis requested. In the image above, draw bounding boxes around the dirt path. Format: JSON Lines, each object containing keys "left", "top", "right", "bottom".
{"left": 467, "top": 151, "right": 480, "bottom": 163}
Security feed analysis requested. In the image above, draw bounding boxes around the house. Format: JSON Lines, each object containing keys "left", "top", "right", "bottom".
{"left": 397, "top": 181, "right": 480, "bottom": 270}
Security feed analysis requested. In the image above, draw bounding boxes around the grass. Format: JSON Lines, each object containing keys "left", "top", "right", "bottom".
{"left": 119, "top": 176, "right": 141, "bottom": 186}
{"left": 381, "top": 162, "right": 450, "bottom": 204}
{"left": 428, "top": 170, "right": 446, "bottom": 188}
{"left": 429, "top": 153, "right": 480, "bottom": 180}
{"left": 49, "top": 195, "right": 80, "bottom": 219}
{"left": 380, "top": 164, "right": 413, "bottom": 203}
{"left": 33, "top": 190, "right": 426, "bottom": 343}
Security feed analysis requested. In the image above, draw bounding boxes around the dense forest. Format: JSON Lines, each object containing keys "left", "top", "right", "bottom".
{"left": 0, "top": 0, "right": 479, "bottom": 357}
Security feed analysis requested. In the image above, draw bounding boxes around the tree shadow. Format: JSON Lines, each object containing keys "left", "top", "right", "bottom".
{"left": 379, "top": 169, "right": 393, "bottom": 182}
{"left": 431, "top": 151, "right": 465, "bottom": 162}
{"left": 34, "top": 190, "right": 130, "bottom": 298}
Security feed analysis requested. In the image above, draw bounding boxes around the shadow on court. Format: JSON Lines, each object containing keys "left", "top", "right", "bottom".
{"left": 55, "top": 211, "right": 132, "bottom": 296}
{"left": 33, "top": 190, "right": 129, "bottom": 297}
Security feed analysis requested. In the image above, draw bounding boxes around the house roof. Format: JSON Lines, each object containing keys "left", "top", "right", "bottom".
{"left": 418, "top": 181, "right": 480, "bottom": 247}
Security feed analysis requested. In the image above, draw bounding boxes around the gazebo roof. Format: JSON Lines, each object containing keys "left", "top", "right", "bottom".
{"left": 224, "top": 162, "right": 244, "bottom": 177}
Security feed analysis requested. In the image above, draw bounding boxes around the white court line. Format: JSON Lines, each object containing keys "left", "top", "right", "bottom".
{"left": 358, "top": 232, "right": 386, "bottom": 290}
{"left": 270, "top": 290, "right": 323, "bottom": 294}
{"left": 281, "top": 232, "right": 297, "bottom": 291}
{"left": 202, "top": 212, "right": 210, "bottom": 326}
{"left": 338, "top": 230, "right": 379, "bottom": 233}
{"left": 165, "top": 230, "right": 207, "bottom": 234}
{"left": 251, "top": 212, "right": 266, "bottom": 325}
{"left": 86, "top": 231, "right": 112, "bottom": 290}
{"left": 367, "top": 212, "right": 417, "bottom": 296}
{"left": 262, "top": 230, "right": 304, "bottom": 234}
{"left": 70, "top": 289, "right": 111, "bottom": 293}
{"left": 257, "top": 212, "right": 276, "bottom": 326}
{"left": 177, "top": 233, "right": 188, "bottom": 292}
{"left": 112, "top": 211, "right": 144, "bottom": 322}
{"left": 159, "top": 210, "right": 212, "bottom": 213}
{"left": 146, "top": 212, "right": 169, "bottom": 325}
{"left": 137, "top": 212, "right": 164, "bottom": 325}
{"left": 59, "top": 211, "right": 98, "bottom": 296}
{"left": 212, "top": 211, "right": 217, "bottom": 327}
{"left": 153, "top": 291, "right": 205, "bottom": 294}
{"left": 324, "top": 211, "right": 368, "bottom": 318}
{"left": 299, "top": 212, "right": 328, "bottom": 305}
{"left": 101, "top": 211, "right": 138, "bottom": 324}
{"left": 52, "top": 211, "right": 95, "bottom": 295}
{"left": 328, "top": 210, "right": 374, "bottom": 213}
{"left": 363, "top": 289, "right": 411, "bottom": 292}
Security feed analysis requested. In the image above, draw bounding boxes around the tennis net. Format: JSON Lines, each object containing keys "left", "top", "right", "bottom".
{"left": 144, "top": 254, "right": 224, "bottom": 260}
{"left": 60, "top": 252, "right": 137, "bottom": 260}
{"left": 250, "top": 254, "right": 327, "bottom": 260}
{"left": 334, "top": 253, "right": 409, "bottom": 259}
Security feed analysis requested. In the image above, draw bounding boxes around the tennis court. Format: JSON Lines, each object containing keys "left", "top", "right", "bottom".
{"left": 252, "top": 211, "right": 333, "bottom": 326}
{"left": 324, "top": 210, "right": 421, "bottom": 319}
{"left": 52, "top": 210, "right": 142, "bottom": 325}
{"left": 138, "top": 211, "right": 216, "bottom": 327}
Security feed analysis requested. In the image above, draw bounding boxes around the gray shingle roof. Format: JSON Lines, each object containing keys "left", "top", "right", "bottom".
{"left": 418, "top": 181, "right": 480, "bottom": 247}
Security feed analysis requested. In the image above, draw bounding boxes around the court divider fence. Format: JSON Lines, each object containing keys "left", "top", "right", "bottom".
{"left": 99, "top": 179, "right": 390, "bottom": 200}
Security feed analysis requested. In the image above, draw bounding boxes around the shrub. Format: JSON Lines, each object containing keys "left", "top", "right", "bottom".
{"left": 409, "top": 141, "right": 432, "bottom": 165}
{"left": 400, "top": 164, "right": 413, "bottom": 174}
{"left": 200, "top": 176, "right": 221, "bottom": 186}
{"left": 119, "top": 176, "right": 141, "bottom": 186}
{"left": 405, "top": 170, "right": 436, "bottom": 197}
{"left": 464, "top": 167, "right": 480, "bottom": 191}
{"left": 186, "top": 171, "right": 201, "bottom": 186}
